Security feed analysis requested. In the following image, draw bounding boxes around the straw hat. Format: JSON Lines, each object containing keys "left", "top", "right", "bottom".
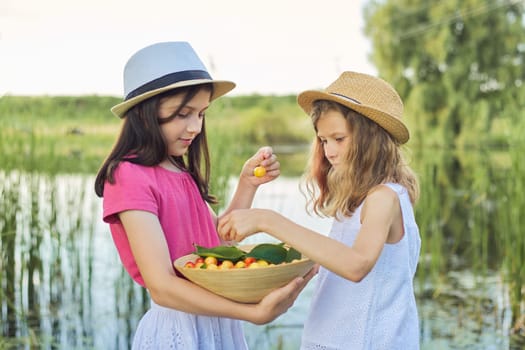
{"left": 297, "top": 71, "right": 409, "bottom": 143}
{"left": 111, "top": 41, "right": 236, "bottom": 118}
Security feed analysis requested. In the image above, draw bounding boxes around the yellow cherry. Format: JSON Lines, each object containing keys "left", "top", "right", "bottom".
{"left": 253, "top": 166, "right": 266, "bottom": 177}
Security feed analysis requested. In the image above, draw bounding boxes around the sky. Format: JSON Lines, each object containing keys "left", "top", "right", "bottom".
{"left": 0, "top": 0, "right": 376, "bottom": 97}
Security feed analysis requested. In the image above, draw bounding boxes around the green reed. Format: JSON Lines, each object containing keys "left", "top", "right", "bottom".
{"left": 497, "top": 146, "right": 525, "bottom": 331}
{"left": 0, "top": 172, "right": 19, "bottom": 343}
{"left": 0, "top": 171, "right": 142, "bottom": 348}
{"left": 413, "top": 145, "right": 525, "bottom": 335}
{"left": 413, "top": 152, "right": 446, "bottom": 289}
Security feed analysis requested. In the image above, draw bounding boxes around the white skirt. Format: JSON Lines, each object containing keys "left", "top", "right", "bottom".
{"left": 132, "top": 299, "right": 248, "bottom": 350}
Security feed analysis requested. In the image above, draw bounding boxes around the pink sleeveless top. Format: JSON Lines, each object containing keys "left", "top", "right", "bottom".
{"left": 102, "top": 161, "right": 220, "bottom": 287}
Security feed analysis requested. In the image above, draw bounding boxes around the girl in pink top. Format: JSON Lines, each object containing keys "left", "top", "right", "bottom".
{"left": 94, "top": 41, "right": 315, "bottom": 349}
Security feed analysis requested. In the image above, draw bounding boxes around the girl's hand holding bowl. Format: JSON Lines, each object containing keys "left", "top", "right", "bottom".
{"left": 173, "top": 243, "right": 317, "bottom": 305}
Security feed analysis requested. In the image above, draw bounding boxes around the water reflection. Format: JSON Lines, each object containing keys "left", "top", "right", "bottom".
{"left": 0, "top": 172, "right": 146, "bottom": 349}
{"left": 1, "top": 146, "right": 525, "bottom": 349}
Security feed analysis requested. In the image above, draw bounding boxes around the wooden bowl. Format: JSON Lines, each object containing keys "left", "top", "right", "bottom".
{"left": 174, "top": 245, "right": 314, "bottom": 303}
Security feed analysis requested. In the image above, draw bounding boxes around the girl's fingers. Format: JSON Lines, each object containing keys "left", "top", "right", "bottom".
{"left": 259, "top": 146, "right": 273, "bottom": 159}
{"left": 218, "top": 217, "right": 241, "bottom": 242}
{"left": 217, "top": 216, "right": 231, "bottom": 239}
{"left": 253, "top": 147, "right": 273, "bottom": 166}
{"left": 260, "top": 152, "right": 277, "bottom": 168}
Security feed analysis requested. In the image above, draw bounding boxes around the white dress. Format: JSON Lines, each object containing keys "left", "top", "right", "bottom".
{"left": 301, "top": 183, "right": 421, "bottom": 350}
{"left": 132, "top": 299, "right": 248, "bottom": 350}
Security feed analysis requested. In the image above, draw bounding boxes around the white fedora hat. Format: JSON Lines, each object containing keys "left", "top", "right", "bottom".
{"left": 111, "top": 41, "right": 236, "bottom": 118}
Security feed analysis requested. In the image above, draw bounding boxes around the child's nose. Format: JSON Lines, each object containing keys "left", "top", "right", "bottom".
{"left": 187, "top": 115, "right": 202, "bottom": 133}
{"left": 324, "top": 143, "right": 337, "bottom": 158}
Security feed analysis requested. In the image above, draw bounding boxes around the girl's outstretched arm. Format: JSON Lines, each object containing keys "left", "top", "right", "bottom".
{"left": 213, "top": 146, "right": 280, "bottom": 226}
{"left": 218, "top": 185, "right": 402, "bottom": 282}
{"left": 119, "top": 209, "right": 315, "bottom": 324}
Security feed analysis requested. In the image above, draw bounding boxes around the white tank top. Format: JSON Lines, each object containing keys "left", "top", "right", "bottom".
{"left": 301, "top": 183, "right": 421, "bottom": 350}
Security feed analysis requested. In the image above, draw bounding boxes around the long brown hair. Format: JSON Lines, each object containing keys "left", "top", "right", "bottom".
{"left": 94, "top": 84, "right": 217, "bottom": 205}
{"left": 302, "top": 100, "right": 419, "bottom": 218}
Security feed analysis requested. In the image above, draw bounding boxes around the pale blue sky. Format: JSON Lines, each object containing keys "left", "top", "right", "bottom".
{"left": 0, "top": 0, "right": 375, "bottom": 97}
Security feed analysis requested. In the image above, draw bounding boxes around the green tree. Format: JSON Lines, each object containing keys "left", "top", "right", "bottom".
{"left": 364, "top": 0, "right": 525, "bottom": 147}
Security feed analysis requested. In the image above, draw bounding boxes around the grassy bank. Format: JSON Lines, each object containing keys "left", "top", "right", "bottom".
{"left": 0, "top": 94, "right": 313, "bottom": 175}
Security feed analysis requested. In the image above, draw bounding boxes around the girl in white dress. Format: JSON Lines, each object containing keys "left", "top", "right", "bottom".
{"left": 218, "top": 71, "right": 421, "bottom": 350}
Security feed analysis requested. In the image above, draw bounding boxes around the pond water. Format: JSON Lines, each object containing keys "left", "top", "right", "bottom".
{"left": 1, "top": 147, "right": 525, "bottom": 349}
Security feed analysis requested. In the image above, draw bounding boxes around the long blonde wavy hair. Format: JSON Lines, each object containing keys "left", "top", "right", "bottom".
{"left": 301, "top": 100, "right": 419, "bottom": 218}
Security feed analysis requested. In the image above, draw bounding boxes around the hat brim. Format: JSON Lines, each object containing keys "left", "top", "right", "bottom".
{"left": 297, "top": 90, "right": 409, "bottom": 144}
{"left": 111, "top": 79, "right": 236, "bottom": 118}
